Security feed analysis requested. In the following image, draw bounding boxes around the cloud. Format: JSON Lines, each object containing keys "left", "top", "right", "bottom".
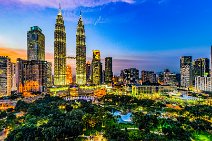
{"left": 4, "top": 0, "right": 135, "bottom": 9}
{"left": 0, "top": 47, "right": 26, "bottom": 62}
{"left": 0, "top": 46, "right": 54, "bottom": 63}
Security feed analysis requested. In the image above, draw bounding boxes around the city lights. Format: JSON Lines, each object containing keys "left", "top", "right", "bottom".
{"left": 0, "top": 1, "right": 211, "bottom": 141}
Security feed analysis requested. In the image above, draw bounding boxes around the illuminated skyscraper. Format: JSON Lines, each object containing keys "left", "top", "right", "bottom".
{"left": 105, "top": 57, "right": 113, "bottom": 83}
{"left": 193, "top": 58, "right": 209, "bottom": 77}
{"left": 27, "top": 26, "right": 45, "bottom": 61}
{"left": 180, "top": 56, "right": 192, "bottom": 88}
{"left": 76, "top": 13, "right": 86, "bottom": 85}
{"left": 91, "top": 50, "right": 102, "bottom": 85}
{"left": 0, "top": 56, "right": 11, "bottom": 96}
{"left": 54, "top": 4, "right": 66, "bottom": 86}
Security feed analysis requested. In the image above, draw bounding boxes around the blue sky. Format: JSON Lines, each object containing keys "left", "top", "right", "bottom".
{"left": 0, "top": 0, "right": 211, "bottom": 74}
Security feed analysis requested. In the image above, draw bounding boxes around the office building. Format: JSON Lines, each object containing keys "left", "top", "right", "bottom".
{"left": 120, "top": 68, "right": 139, "bottom": 84}
{"left": 180, "top": 56, "right": 192, "bottom": 88}
{"left": 105, "top": 57, "right": 113, "bottom": 83}
{"left": 162, "top": 69, "right": 179, "bottom": 86}
{"left": 193, "top": 58, "right": 209, "bottom": 77}
{"left": 141, "top": 70, "right": 156, "bottom": 84}
{"left": 27, "top": 26, "right": 45, "bottom": 61}
{"left": 91, "top": 50, "right": 102, "bottom": 85}
{"left": 0, "top": 56, "right": 11, "bottom": 96}
{"left": 16, "top": 58, "right": 47, "bottom": 93}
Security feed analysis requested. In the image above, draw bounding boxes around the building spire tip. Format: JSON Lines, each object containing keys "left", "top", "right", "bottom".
{"left": 58, "top": 3, "right": 62, "bottom": 14}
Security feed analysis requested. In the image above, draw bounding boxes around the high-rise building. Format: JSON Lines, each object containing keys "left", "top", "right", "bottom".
{"left": 141, "top": 70, "right": 156, "bottom": 84}
{"left": 86, "top": 61, "right": 91, "bottom": 82}
{"left": 11, "top": 63, "right": 17, "bottom": 91}
{"left": 0, "top": 56, "right": 11, "bottom": 97}
{"left": 76, "top": 13, "right": 86, "bottom": 85}
{"left": 54, "top": 4, "right": 66, "bottom": 86}
{"left": 180, "top": 56, "right": 192, "bottom": 88}
{"left": 27, "top": 26, "right": 45, "bottom": 61}
{"left": 193, "top": 58, "right": 210, "bottom": 78}
{"left": 91, "top": 50, "right": 102, "bottom": 85}
{"left": 16, "top": 58, "right": 47, "bottom": 93}
{"left": 120, "top": 68, "right": 139, "bottom": 84}
{"left": 105, "top": 57, "right": 113, "bottom": 83}
{"left": 46, "top": 62, "right": 52, "bottom": 87}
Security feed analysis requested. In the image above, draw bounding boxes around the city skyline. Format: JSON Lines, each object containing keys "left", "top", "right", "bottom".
{"left": 0, "top": 0, "right": 212, "bottom": 74}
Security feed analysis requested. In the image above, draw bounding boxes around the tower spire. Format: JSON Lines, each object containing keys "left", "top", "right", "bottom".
{"left": 80, "top": 10, "right": 82, "bottom": 18}
{"left": 58, "top": 3, "right": 62, "bottom": 15}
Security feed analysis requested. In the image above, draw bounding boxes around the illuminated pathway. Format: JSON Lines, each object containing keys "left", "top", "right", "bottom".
{"left": 64, "top": 96, "right": 95, "bottom": 102}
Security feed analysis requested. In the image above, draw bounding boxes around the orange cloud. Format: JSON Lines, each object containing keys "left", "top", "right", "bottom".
{"left": 0, "top": 47, "right": 55, "bottom": 64}
{"left": 0, "top": 47, "right": 27, "bottom": 62}
{"left": 0, "top": 47, "right": 76, "bottom": 73}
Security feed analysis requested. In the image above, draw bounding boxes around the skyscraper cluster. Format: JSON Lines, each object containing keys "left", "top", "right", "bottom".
{"left": 1, "top": 3, "right": 212, "bottom": 97}
{"left": 0, "top": 4, "right": 115, "bottom": 97}
{"left": 16, "top": 26, "right": 51, "bottom": 94}
{"left": 52, "top": 5, "right": 113, "bottom": 87}
{"left": 180, "top": 47, "right": 212, "bottom": 91}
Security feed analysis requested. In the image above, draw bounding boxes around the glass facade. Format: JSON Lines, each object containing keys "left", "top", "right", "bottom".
{"left": 27, "top": 26, "right": 45, "bottom": 61}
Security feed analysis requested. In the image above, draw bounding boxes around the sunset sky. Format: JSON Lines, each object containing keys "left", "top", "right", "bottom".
{"left": 0, "top": 0, "right": 212, "bottom": 74}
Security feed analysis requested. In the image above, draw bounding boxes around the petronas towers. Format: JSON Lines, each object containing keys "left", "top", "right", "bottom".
{"left": 76, "top": 14, "right": 86, "bottom": 85}
{"left": 54, "top": 5, "right": 86, "bottom": 86}
{"left": 54, "top": 5, "right": 66, "bottom": 86}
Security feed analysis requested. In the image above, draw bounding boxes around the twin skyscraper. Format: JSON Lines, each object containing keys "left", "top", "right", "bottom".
{"left": 54, "top": 5, "right": 87, "bottom": 86}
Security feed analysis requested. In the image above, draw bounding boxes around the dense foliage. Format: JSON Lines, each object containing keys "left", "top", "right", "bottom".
{"left": 1, "top": 94, "right": 211, "bottom": 141}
